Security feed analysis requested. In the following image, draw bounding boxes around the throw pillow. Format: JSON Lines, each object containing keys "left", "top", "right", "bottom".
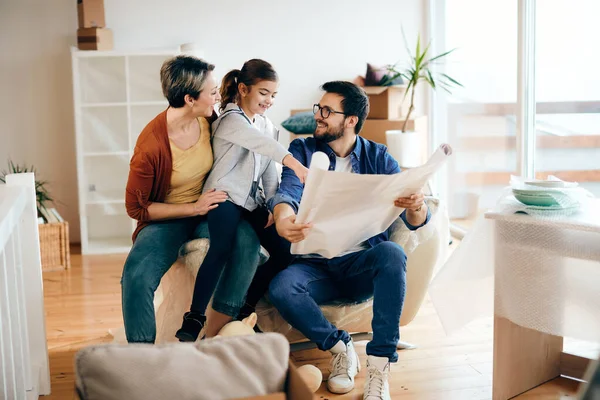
{"left": 281, "top": 111, "right": 317, "bottom": 134}
{"left": 365, "top": 63, "right": 404, "bottom": 86}
{"left": 75, "top": 333, "right": 290, "bottom": 400}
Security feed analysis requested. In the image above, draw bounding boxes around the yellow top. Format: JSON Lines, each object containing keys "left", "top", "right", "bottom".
{"left": 164, "top": 118, "right": 213, "bottom": 204}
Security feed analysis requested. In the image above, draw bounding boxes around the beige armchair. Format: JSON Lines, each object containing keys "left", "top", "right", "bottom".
{"left": 151, "top": 197, "right": 449, "bottom": 347}
{"left": 255, "top": 197, "right": 449, "bottom": 350}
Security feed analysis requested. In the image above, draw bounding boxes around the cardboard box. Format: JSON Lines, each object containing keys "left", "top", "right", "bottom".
{"left": 240, "top": 363, "right": 316, "bottom": 400}
{"left": 77, "top": 0, "right": 106, "bottom": 28}
{"left": 364, "top": 86, "right": 409, "bottom": 120}
{"left": 77, "top": 28, "right": 113, "bottom": 51}
{"left": 361, "top": 116, "right": 427, "bottom": 145}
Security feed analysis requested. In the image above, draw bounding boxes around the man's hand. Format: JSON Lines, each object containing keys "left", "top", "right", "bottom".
{"left": 395, "top": 189, "right": 428, "bottom": 227}
{"left": 394, "top": 190, "right": 425, "bottom": 211}
{"left": 275, "top": 215, "right": 312, "bottom": 243}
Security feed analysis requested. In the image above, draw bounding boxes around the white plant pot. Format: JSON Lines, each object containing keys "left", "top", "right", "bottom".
{"left": 386, "top": 130, "right": 424, "bottom": 168}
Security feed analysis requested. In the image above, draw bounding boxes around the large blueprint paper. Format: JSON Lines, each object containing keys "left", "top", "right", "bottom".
{"left": 291, "top": 144, "right": 452, "bottom": 258}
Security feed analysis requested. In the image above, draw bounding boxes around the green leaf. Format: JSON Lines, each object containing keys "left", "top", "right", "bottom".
{"left": 428, "top": 48, "right": 458, "bottom": 64}
{"left": 415, "top": 33, "right": 421, "bottom": 64}
{"left": 426, "top": 69, "right": 436, "bottom": 89}
{"left": 417, "top": 41, "right": 432, "bottom": 68}
{"left": 441, "top": 73, "right": 463, "bottom": 87}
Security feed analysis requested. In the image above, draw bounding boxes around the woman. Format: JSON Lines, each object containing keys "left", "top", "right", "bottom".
{"left": 122, "top": 55, "right": 261, "bottom": 343}
{"left": 176, "top": 59, "right": 307, "bottom": 341}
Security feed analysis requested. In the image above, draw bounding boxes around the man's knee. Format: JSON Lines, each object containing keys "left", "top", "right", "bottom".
{"left": 268, "top": 270, "right": 299, "bottom": 306}
{"left": 373, "top": 241, "right": 407, "bottom": 274}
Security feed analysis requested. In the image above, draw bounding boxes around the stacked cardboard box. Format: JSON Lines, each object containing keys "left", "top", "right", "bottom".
{"left": 77, "top": 0, "right": 113, "bottom": 50}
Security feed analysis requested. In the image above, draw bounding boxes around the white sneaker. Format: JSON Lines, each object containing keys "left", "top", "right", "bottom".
{"left": 327, "top": 339, "right": 361, "bottom": 394}
{"left": 364, "top": 355, "right": 391, "bottom": 400}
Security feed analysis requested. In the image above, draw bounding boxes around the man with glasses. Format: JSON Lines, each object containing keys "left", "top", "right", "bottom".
{"left": 266, "top": 81, "right": 430, "bottom": 400}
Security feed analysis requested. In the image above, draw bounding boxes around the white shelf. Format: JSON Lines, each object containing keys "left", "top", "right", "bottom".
{"left": 85, "top": 203, "right": 132, "bottom": 255}
{"left": 129, "top": 55, "right": 173, "bottom": 102}
{"left": 82, "top": 102, "right": 128, "bottom": 108}
{"left": 84, "top": 151, "right": 129, "bottom": 157}
{"left": 79, "top": 56, "right": 127, "bottom": 104}
{"left": 86, "top": 191, "right": 126, "bottom": 204}
{"left": 87, "top": 237, "right": 132, "bottom": 255}
{"left": 81, "top": 101, "right": 167, "bottom": 108}
{"left": 81, "top": 105, "right": 128, "bottom": 153}
{"left": 86, "top": 199, "right": 125, "bottom": 205}
{"left": 73, "top": 48, "right": 178, "bottom": 254}
{"left": 71, "top": 46, "right": 179, "bottom": 58}
{"left": 131, "top": 101, "right": 168, "bottom": 106}
{"left": 130, "top": 103, "right": 169, "bottom": 143}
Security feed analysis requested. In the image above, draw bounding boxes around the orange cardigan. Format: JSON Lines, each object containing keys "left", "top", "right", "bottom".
{"left": 125, "top": 109, "right": 216, "bottom": 242}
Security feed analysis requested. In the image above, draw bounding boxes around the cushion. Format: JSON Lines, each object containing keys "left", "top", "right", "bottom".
{"left": 76, "top": 333, "right": 290, "bottom": 400}
{"left": 281, "top": 111, "right": 317, "bottom": 135}
{"left": 365, "top": 63, "right": 404, "bottom": 86}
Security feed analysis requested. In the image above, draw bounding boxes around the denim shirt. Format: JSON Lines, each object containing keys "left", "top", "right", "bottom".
{"left": 268, "top": 136, "right": 431, "bottom": 249}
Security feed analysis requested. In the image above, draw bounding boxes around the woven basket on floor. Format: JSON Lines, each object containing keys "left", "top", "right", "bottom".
{"left": 38, "top": 222, "right": 71, "bottom": 271}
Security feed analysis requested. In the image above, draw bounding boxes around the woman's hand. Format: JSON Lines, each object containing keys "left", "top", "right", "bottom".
{"left": 193, "top": 189, "right": 228, "bottom": 215}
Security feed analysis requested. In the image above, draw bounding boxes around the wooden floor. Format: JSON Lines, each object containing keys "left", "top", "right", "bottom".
{"left": 42, "top": 247, "right": 595, "bottom": 399}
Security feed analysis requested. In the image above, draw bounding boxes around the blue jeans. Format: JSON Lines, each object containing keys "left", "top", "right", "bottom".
{"left": 268, "top": 241, "right": 407, "bottom": 362}
{"left": 121, "top": 216, "right": 261, "bottom": 343}
{"left": 191, "top": 201, "right": 292, "bottom": 314}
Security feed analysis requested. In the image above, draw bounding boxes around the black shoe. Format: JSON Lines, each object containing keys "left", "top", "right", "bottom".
{"left": 237, "top": 303, "right": 255, "bottom": 321}
{"left": 175, "top": 311, "right": 206, "bottom": 342}
{"left": 237, "top": 305, "right": 263, "bottom": 333}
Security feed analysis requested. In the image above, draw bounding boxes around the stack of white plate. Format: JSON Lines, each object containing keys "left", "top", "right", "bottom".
{"left": 512, "top": 180, "right": 580, "bottom": 211}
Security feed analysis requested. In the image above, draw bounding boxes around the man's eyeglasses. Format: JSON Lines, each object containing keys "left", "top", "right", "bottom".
{"left": 313, "top": 104, "right": 346, "bottom": 119}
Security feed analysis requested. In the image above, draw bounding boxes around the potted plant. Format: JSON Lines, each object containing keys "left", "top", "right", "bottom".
{"left": 0, "top": 160, "right": 70, "bottom": 270}
{"left": 0, "top": 160, "right": 55, "bottom": 221}
{"left": 385, "top": 32, "right": 462, "bottom": 167}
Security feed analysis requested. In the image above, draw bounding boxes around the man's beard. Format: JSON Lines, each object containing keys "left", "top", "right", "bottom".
{"left": 314, "top": 122, "right": 344, "bottom": 143}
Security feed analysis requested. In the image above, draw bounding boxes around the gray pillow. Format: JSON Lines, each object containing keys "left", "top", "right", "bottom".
{"left": 75, "top": 333, "right": 290, "bottom": 400}
{"left": 281, "top": 111, "right": 317, "bottom": 134}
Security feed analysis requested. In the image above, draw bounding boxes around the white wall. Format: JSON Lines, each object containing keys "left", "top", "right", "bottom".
{"left": 1, "top": 0, "right": 424, "bottom": 243}
{"left": 0, "top": 0, "right": 79, "bottom": 240}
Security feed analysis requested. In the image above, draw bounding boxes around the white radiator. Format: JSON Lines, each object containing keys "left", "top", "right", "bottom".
{"left": 0, "top": 173, "right": 50, "bottom": 399}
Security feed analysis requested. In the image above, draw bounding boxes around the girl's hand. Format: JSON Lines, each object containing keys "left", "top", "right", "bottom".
{"left": 292, "top": 164, "right": 309, "bottom": 184}
{"left": 283, "top": 154, "right": 309, "bottom": 184}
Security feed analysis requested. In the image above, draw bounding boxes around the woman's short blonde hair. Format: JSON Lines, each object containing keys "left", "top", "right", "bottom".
{"left": 160, "top": 55, "right": 215, "bottom": 108}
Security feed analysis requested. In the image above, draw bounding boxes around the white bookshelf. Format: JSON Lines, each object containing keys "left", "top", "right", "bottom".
{"left": 71, "top": 47, "right": 178, "bottom": 254}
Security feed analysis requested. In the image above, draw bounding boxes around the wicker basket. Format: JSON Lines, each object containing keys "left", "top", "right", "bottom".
{"left": 38, "top": 222, "right": 71, "bottom": 271}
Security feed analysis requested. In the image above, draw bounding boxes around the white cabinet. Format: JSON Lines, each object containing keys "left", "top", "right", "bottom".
{"left": 71, "top": 47, "right": 178, "bottom": 254}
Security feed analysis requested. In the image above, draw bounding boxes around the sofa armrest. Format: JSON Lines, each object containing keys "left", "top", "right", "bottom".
{"left": 391, "top": 197, "right": 450, "bottom": 326}
{"left": 390, "top": 197, "right": 448, "bottom": 254}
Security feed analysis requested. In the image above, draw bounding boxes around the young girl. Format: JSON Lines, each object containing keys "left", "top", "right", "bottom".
{"left": 176, "top": 59, "right": 308, "bottom": 341}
